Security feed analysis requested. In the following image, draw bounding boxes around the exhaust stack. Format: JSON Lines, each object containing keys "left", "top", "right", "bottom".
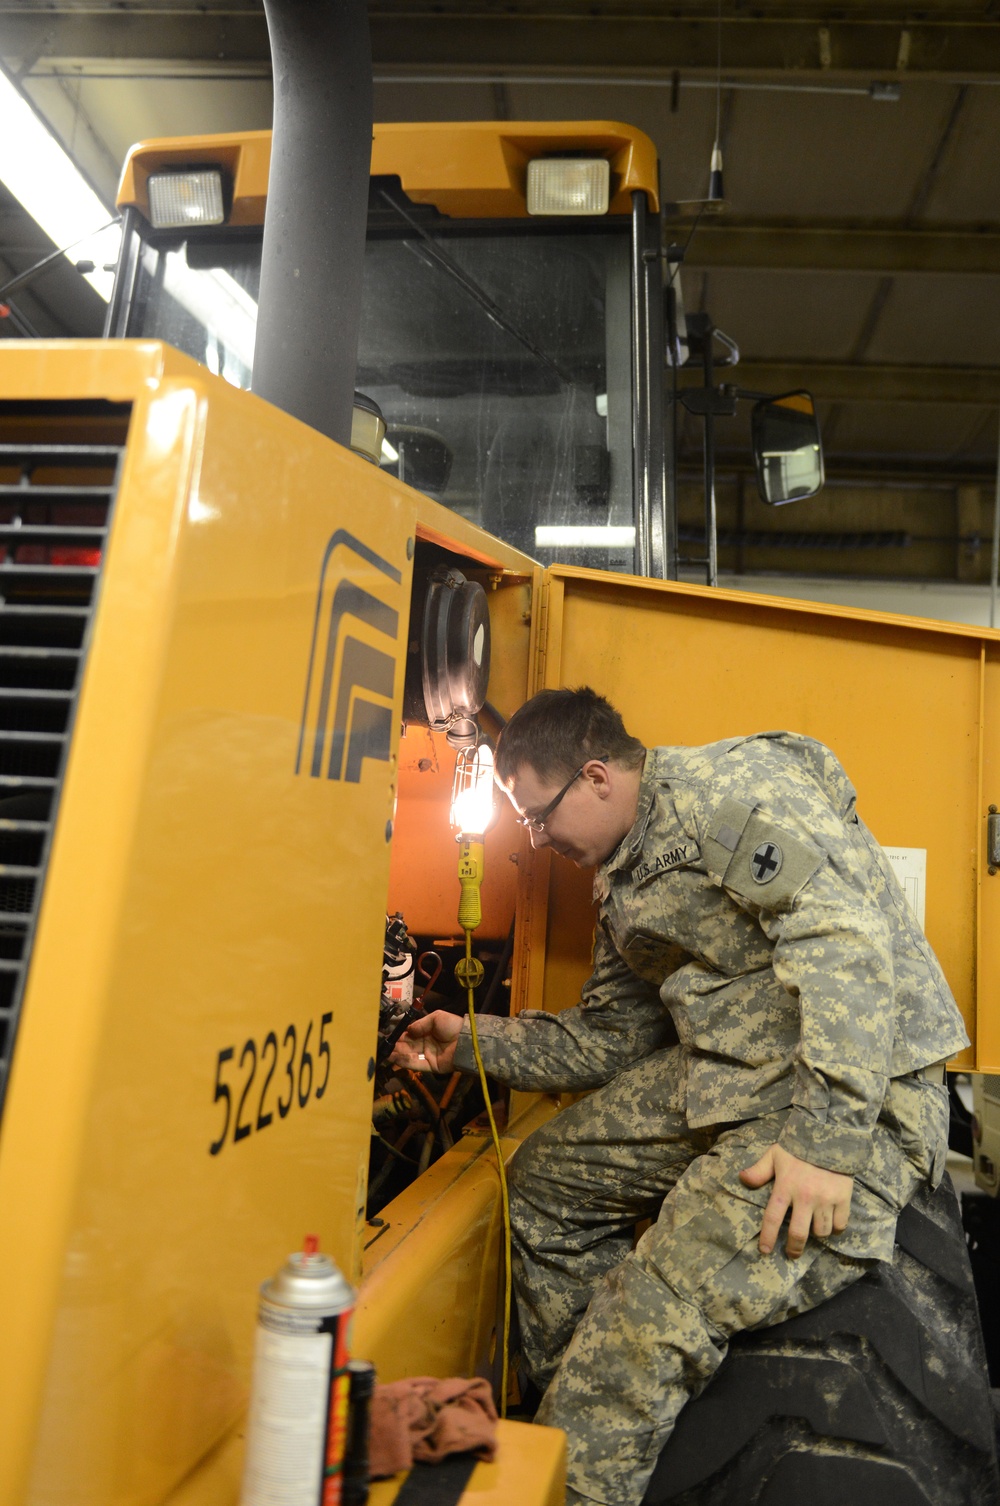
{"left": 252, "top": 0, "right": 373, "bottom": 448}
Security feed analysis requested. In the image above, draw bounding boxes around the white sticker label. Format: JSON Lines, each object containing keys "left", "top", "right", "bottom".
{"left": 883, "top": 847, "right": 927, "bottom": 930}
{"left": 241, "top": 1326, "right": 332, "bottom": 1506}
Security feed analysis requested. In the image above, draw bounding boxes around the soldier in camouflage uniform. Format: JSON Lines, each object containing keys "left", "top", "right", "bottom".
{"left": 393, "top": 687, "right": 968, "bottom": 1506}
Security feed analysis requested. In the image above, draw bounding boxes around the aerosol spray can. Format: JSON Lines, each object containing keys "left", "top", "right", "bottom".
{"left": 241, "top": 1236, "right": 355, "bottom": 1506}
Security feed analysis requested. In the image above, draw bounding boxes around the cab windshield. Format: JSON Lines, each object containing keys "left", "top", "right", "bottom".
{"left": 121, "top": 185, "right": 637, "bottom": 572}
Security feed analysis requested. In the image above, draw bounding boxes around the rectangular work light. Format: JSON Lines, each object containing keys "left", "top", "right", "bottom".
{"left": 0, "top": 64, "right": 120, "bottom": 301}
{"left": 526, "top": 158, "right": 610, "bottom": 217}
{"left": 147, "top": 171, "right": 226, "bottom": 230}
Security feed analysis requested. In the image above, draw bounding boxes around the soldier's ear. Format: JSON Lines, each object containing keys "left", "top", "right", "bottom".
{"left": 583, "top": 759, "right": 613, "bottom": 797}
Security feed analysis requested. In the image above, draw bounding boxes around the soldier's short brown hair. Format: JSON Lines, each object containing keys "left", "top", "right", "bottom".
{"left": 495, "top": 687, "right": 646, "bottom": 784}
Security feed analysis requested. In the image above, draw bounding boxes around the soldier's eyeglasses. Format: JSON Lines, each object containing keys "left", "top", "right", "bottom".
{"left": 516, "top": 756, "right": 609, "bottom": 834}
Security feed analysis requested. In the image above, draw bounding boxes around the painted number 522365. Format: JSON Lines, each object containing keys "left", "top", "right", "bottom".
{"left": 208, "top": 1011, "right": 333, "bottom": 1156}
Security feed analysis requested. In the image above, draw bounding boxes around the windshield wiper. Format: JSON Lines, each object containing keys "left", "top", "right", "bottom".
{"left": 378, "top": 186, "right": 576, "bottom": 388}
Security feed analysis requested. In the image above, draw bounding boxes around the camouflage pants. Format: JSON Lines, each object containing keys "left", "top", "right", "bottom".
{"left": 508, "top": 1045, "right": 948, "bottom": 1506}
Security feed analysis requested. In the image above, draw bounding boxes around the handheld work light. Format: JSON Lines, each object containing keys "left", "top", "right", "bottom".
{"left": 450, "top": 743, "right": 496, "bottom": 935}
{"left": 449, "top": 737, "right": 511, "bottom": 1416}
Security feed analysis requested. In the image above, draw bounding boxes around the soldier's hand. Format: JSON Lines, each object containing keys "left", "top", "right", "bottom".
{"left": 740, "top": 1143, "right": 853, "bottom": 1259}
{"left": 390, "top": 1010, "right": 463, "bottom": 1073}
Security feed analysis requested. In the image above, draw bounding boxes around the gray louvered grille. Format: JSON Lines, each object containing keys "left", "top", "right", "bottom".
{"left": 982, "top": 1075, "right": 1000, "bottom": 1104}
{"left": 0, "top": 434, "right": 123, "bottom": 1112}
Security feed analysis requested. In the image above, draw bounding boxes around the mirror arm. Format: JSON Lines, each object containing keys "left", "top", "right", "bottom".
{"left": 679, "top": 388, "right": 737, "bottom": 417}
{"left": 719, "top": 384, "right": 774, "bottom": 404}
{"left": 702, "top": 328, "right": 719, "bottom": 588}
{"left": 712, "top": 327, "right": 740, "bottom": 368}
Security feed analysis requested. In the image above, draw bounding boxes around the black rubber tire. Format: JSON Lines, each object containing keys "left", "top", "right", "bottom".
{"left": 642, "top": 1175, "right": 1000, "bottom": 1506}
{"left": 963, "top": 1191, "right": 1000, "bottom": 1386}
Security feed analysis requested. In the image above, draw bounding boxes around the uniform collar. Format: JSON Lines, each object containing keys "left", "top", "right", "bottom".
{"left": 596, "top": 749, "right": 663, "bottom": 886}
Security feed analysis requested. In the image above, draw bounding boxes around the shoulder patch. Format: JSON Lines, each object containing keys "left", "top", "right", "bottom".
{"left": 722, "top": 813, "right": 824, "bottom": 910}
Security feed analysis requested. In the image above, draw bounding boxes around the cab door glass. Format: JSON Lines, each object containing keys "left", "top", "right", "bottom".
{"left": 124, "top": 211, "right": 636, "bottom": 573}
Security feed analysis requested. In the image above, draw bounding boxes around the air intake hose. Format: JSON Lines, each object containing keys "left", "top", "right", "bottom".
{"left": 252, "top": 0, "right": 373, "bottom": 448}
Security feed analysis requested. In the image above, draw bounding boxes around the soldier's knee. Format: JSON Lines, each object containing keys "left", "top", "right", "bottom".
{"left": 507, "top": 1121, "right": 564, "bottom": 1209}
{"left": 507, "top": 1136, "right": 543, "bottom": 1203}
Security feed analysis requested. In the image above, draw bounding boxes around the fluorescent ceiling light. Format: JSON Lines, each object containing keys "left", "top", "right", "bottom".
{"left": 0, "top": 65, "right": 120, "bottom": 302}
{"left": 535, "top": 526, "right": 636, "bottom": 548}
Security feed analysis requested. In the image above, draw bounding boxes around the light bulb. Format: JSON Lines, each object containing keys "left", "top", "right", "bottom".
{"left": 450, "top": 744, "right": 496, "bottom": 837}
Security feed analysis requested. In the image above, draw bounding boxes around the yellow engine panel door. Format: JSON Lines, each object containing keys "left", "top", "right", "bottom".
{"left": 521, "top": 564, "right": 1000, "bottom": 1070}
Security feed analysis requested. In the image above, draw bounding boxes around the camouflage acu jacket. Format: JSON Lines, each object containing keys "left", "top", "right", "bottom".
{"left": 454, "top": 734, "right": 969, "bottom": 1175}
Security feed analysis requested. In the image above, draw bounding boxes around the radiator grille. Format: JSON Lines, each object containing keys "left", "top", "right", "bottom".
{"left": 0, "top": 429, "right": 125, "bottom": 1111}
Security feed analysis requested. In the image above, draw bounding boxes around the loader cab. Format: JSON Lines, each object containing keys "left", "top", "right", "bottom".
{"left": 108, "top": 123, "right": 668, "bottom": 577}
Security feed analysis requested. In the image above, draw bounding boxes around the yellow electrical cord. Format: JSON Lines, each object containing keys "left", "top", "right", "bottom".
{"left": 462, "top": 923, "right": 513, "bottom": 1418}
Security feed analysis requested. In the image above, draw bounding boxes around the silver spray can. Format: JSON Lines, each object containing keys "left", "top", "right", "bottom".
{"left": 241, "top": 1236, "right": 356, "bottom": 1506}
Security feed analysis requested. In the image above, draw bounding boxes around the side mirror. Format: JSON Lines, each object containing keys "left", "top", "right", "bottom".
{"left": 751, "top": 391, "right": 824, "bottom": 506}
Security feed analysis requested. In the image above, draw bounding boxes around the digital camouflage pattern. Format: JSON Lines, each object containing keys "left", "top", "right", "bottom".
{"left": 519, "top": 1053, "right": 949, "bottom": 1504}
{"left": 456, "top": 735, "right": 967, "bottom": 1171}
{"left": 450, "top": 734, "right": 968, "bottom": 1504}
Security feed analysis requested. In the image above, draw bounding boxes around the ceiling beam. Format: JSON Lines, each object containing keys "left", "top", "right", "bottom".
{"left": 680, "top": 361, "right": 1000, "bottom": 404}
{"left": 0, "top": 11, "right": 270, "bottom": 78}
{"left": 6, "top": 11, "right": 1000, "bottom": 82}
{"left": 372, "top": 17, "right": 1000, "bottom": 82}
{"left": 679, "top": 221, "right": 1000, "bottom": 276}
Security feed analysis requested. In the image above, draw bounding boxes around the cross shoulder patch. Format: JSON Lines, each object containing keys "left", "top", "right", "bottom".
{"left": 750, "top": 841, "right": 782, "bottom": 884}
{"left": 720, "top": 813, "right": 823, "bottom": 909}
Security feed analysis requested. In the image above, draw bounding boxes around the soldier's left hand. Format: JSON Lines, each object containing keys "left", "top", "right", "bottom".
{"left": 739, "top": 1143, "right": 853, "bottom": 1259}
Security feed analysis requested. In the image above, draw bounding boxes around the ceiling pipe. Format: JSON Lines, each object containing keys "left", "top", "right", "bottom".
{"left": 252, "top": 0, "right": 373, "bottom": 447}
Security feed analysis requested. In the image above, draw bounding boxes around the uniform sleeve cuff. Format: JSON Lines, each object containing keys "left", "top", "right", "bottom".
{"left": 452, "top": 1016, "right": 504, "bottom": 1075}
{"left": 778, "top": 1108, "right": 873, "bottom": 1176}
{"left": 452, "top": 1020, "right": 477, "bottom": 1074}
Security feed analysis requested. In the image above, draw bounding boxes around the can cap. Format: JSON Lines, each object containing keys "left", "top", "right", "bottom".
{"left": 264, "top": 1240, "right": 355, "bottom": 1312}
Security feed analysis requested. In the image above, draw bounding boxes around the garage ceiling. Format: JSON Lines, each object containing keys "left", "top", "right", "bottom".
{"left": 3, "top": 0, "right": 1000, "bottom": 585}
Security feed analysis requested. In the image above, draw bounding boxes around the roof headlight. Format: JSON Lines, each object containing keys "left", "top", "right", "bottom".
{"left": 148, "top": 169, "right": 225, "bottom": 229}
{"left": 526, "top": 157, "right": 610, "bottom": 216}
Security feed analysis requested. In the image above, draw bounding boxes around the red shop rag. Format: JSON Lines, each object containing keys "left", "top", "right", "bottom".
{"left": 368, "top": 1376, "right": 499, "bottom": 1478}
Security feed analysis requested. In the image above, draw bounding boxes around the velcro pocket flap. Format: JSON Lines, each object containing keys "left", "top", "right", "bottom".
{"left": 703, "top": 797, "right": 756, "bottom": 884}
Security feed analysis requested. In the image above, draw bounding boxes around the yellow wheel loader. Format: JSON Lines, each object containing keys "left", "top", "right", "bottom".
{"left": 0, "top": 3, "right": 997, "bottom": 1503}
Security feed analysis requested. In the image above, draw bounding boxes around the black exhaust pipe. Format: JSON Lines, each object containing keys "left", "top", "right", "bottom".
{"left": 252, "top": 0, "right": 373, "bottom": 448}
